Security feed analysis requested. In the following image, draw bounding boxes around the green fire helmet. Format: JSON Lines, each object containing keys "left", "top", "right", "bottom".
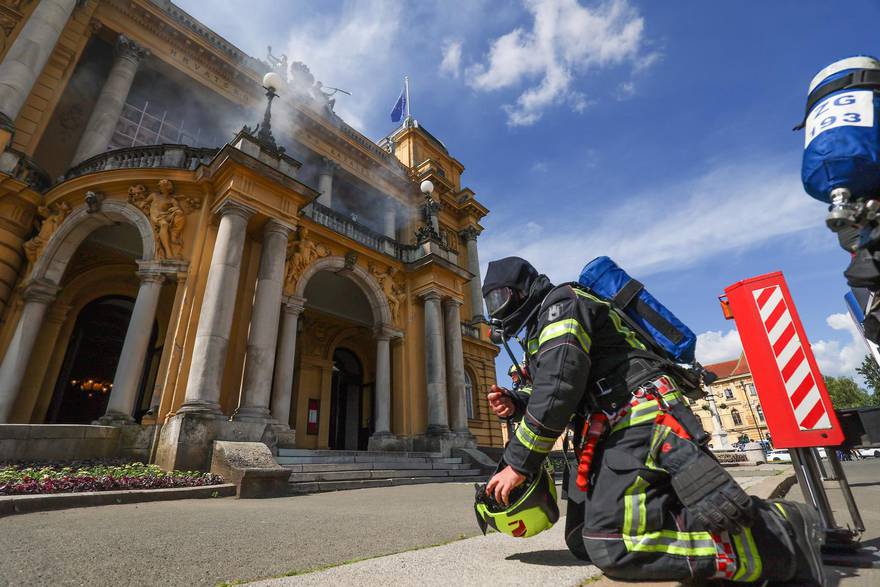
{"left": 473, "top": 461, "right": 559, "bottom": 538}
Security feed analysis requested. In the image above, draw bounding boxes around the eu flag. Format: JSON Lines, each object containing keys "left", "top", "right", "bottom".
{"left": 390, "top": 88, "right": 406, "bottom": 123}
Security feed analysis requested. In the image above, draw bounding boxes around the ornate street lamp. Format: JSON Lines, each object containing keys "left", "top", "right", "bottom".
{"left": 246, "top": 71, "right": 286, "bottom": 157}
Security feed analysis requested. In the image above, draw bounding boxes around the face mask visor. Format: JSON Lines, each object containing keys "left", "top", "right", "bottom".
{"left": 485, "top": 287, "right": 516, "bottom": 318}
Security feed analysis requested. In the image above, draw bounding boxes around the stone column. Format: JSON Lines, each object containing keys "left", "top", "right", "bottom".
{"left": 383, "top": 201, "right": 396, "bottom": 239}
{"left": 443, "top": 299, "right": 472, "bottom": 437}
{"left": 705, "top": 388, "right": 732, "bottom": 450}
{"left": 461, "top": 227, "right": 484, "bottom": 321}
{"left": 0, "top": 280, "right": 59, "bottom": 422}
{"left": 179, "top": 201, "right": 254, "bottom": 416}
{"left": 0, "top": 0, "right": 78, "bottom": 132}
{"left": 423, "top": 291, "right": 449, "bottom": 434}
{"left": 316, "top": 157, "right": 335, "bottom": 208}
{"left": 102, "top": 267, "right": 165, "bottom": 423}
{"left": 270, "top": 295, "right": 306, "bottom": 428}
{"left": 234, "top": 220, "right": 291, "bottom": 422}
{"left": 70, "top": 35, "right": 148, "bottom": 166}
{"left": 373, "top": 328, "right": 393, "bottom": 435}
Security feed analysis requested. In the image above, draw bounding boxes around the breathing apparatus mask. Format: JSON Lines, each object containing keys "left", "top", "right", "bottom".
{"left": 473, "top": 459, "right": 559, "bottom": 538}
{"left": 483, "top": 257, "right": 551, "bottom": 381}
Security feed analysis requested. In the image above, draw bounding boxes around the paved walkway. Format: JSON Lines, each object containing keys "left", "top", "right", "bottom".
{"left": 0, "top": 463, "right": 798, "bottom": 587}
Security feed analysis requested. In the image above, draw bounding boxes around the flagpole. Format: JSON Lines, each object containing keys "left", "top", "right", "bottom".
{"left": 404, "top": 75, "right": 411, "bottom": 124}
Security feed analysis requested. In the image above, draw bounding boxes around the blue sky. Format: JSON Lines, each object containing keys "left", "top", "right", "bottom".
{"left": 175, "top": 0, "right": 880, "bottom": 380}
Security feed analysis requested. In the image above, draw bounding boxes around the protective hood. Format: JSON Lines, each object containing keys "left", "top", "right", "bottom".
{"left": 482, "top": 257, "right": 540, "bottom": 298}
{"left": 483, "top": 257, "right": 553, "bottom": 335}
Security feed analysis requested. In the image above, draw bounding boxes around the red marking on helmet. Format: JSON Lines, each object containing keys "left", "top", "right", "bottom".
{"left": 661, "top": 442, "right": 672, "bottom": 453}
{"left": 509, "top": 519, "right": 527, "bottom": 537}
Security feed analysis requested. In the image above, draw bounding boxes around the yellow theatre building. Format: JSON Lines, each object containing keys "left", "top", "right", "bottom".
{"left": 0, "top": 0, "right": 503, "bottom": 470}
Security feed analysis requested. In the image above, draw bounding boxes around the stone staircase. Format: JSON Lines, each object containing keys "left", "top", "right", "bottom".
{"left": 277, "top": 449, "right": 487, "bottom": 494}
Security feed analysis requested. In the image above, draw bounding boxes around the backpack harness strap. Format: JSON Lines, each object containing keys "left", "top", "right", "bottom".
{"left": 575, "top": 375, "right": 683, "bottom": 492}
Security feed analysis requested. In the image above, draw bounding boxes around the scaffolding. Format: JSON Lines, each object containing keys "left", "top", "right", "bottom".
{"left": 109, "top": 100, "right": 203, "bottom": 149}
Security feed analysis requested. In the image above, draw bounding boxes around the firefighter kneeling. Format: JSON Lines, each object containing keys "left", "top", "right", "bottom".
{"left": 477, "top": 256, "right": 825, "bottom": 585}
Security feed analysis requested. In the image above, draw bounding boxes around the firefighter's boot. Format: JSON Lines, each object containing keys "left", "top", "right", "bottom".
{"left": 770, "top": 500, "right": 826, "bottom": 586}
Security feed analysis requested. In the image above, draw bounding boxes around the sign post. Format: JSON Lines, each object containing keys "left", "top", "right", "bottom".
{"left": 721, "top": 271, "right": 862, "bottom": 548}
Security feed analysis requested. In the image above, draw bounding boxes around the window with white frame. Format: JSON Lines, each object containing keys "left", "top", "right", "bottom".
{"left": 724, "top": 388, "right": 734, "bottom": 400}
{"left": 746, "top": 383, "right": 757, "bottom": 396}
{"left": 756, "top": 404, "right": 765, "bottom": 422}
{"left": 731, "top": 409, "right": 743, "bottom": 426}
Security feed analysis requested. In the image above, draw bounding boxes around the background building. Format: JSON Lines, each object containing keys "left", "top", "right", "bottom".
{"left": 694, "top": 353, "right": 770, "bottom": 448}
{"left": 0, "top": 0, "right": 502, "bottom": 469}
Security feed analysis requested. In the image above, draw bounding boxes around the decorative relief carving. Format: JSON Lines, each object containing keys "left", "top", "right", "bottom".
{"left": 283, "top": 228, "right": 330, "bottom": 294}
{"left": 24, "top": 201, "right": 72, "bottom": 269}
{"left": 128, "top": 179, "right": 201, "bottom": 260}
{"left": 369, "top": 262, "right": 406, "bottom": 325}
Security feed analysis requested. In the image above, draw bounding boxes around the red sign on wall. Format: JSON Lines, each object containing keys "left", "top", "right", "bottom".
{"left": 723, "top": 271, "right": 843, "bottom": 448}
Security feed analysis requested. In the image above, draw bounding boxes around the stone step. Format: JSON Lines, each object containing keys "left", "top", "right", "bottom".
{"left": 276, "top": 449, "right": 441, "bottom": 459}
{"left": 283, "top": 461, "right": 471, "bottom": 473}
{"left": 276, "top": 454, "right": 464, "bottom": 466}
{"left": 289, "top": 468, "right": 481, "bottom": 483}
{"left": 287, "top": 475, "right": 486, "bottom": 495}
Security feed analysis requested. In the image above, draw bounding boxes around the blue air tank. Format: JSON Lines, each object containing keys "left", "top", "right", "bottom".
{"left": 801, "top": 56, "right": 880, "bottom": 204}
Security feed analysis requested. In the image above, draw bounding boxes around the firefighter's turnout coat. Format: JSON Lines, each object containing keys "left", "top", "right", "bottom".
{"left": 503, "top": 283, "right": 799, "bottom": 583}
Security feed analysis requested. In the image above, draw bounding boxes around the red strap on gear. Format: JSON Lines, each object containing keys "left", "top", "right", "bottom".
{"left": 654, "top": 411, "right": 691, "bottom": 440}
{"left": 576, "top": 413, "right": 608, "bottom": 492}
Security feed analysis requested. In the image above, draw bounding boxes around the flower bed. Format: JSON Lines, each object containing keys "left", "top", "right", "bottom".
{"left": 0, "top": 459, "right": 223, "bottom": 496}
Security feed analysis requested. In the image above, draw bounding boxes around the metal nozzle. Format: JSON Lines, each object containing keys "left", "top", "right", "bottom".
{"left": 826, "top": 187, "right": 858, "bottom": 232}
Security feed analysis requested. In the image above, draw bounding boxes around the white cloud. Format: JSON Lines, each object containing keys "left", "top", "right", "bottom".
{"left": 440, "top": 40, "right": 463, "bottom": 78}
{"left": 616, "top": 80, "right": 636, "bottom": 100}
{"left": 282, "top": 1, "right": 404, "bottom": 133}
{"left": 696, "top": 329, "right": 743, "bottom": 365}
{"left": 466, "top": 0, "right": 647, "bottom": 126}
{"left": 812, "top": 313, "right": 868, "bottom": 377}
{"left": 530, "top": 161, "right": 549, "bottom": 173}
{"left": 480, "top": 159, "right": 824, "bottom": 284}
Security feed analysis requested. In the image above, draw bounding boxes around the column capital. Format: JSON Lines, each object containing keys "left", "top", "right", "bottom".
{"left": 21, "top": 279, "right": 59, "bottom": 304}
{"left": 215, "top": 199, "right": 256, "bottom": 222}
{"left": 420, "top": 289, "right": 443, "bottom": 303}
{"left": 374, "top": 325, "right": 402, "bottom": 341}
{"left": 442, "top": 297, "right": 464, "bottom": 309}
{"left": 459, "top": 226, "right": 481, "bottom": 241}
{"left": 136, "top": 269, "right": 166, "bottom": 285}
{"left": 264, "top": 218, "right": 293, "bottom": 239}
{"left": 114, "top": 34, "right": 149, "bottom": 64}
{"left": 319, "top": 156, "right": 339, "bottom": 174}
{"left": 281, "top": 295, "right": 306, "bottom": 315}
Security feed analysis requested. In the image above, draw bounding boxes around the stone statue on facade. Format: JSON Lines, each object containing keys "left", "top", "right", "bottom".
{"left": 284, "top": 228, "right": 330, "bottom": 293}
{"left": 369, "top": 262, "right": 405, "bottom": 325}
{"left": 128, "top": 179, "right": 201, "bottom": 260}
{"left": 266, "top": 45, "right": 288, "bottom": 82}
{"left": 23, "top": 201, "right": 72, "bottom": 268}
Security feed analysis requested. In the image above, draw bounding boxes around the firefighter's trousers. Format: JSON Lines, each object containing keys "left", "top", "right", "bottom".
{"left": 565, "top": 422, "right": 799, "bottom": 583}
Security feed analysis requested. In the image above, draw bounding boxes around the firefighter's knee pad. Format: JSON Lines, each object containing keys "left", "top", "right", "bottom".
{"left": 669, "top": 451, "right": 755, "bottom": 535}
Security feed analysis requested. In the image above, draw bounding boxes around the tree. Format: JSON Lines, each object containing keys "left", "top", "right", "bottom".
{"left": 855, "top": 356, "right": 880, "bottom": 405}
{"left": 824, "top": 375, "right": 874, "bottom": 409}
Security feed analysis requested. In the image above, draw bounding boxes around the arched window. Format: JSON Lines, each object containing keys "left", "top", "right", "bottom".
{"left": 756, "top": 404, "right": 765, "bottom": 422}
{"left": 724, "top": 388, "right": 734, "bottom": 400}
{"left": 464, "top": 370, "right": 475, "bottom": 419}
{"left": 731, "top": 409, "right": 743, "bottom": 426}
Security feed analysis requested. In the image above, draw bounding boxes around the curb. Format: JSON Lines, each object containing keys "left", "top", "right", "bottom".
{"left": 748, "top": 472, "right": 797, "bottom": 500}
{"left": 0, "top": 483, "right": 237, "bottom": 517}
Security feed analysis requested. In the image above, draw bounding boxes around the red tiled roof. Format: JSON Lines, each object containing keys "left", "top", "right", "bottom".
{"left": 704, "top": 352, "right": 750, "bottom": 379}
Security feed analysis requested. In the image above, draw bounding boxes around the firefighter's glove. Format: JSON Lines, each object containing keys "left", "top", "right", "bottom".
{"left": 669, "top": 451, "right": 756, "bottom": 535}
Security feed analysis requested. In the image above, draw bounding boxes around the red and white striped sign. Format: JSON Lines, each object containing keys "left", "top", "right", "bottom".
{"left": 753, "top": 285, "right": 831, "bottom": 430}
{"left": 724, "top": 272, "right": 842, "bottom": 448}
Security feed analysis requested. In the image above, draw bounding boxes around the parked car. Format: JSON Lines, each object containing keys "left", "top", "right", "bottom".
{"left": 857, "top": 447, "right": 880, "bottom": 458}
{"left": 766, "top": 449, "right": 792, "bottom": 463}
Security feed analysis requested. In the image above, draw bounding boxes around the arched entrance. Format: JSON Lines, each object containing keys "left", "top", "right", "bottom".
{"left": 289, "top": 255, "right": 400, "bottom": 451}
{"left": 328, "top": 348, "right": 366, "bottom": 450}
